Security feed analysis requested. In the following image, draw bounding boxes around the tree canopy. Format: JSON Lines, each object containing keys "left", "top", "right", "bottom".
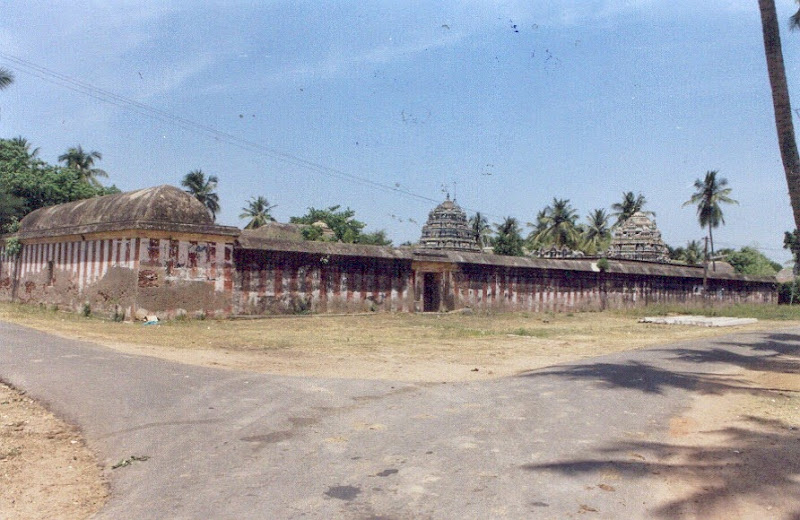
{"left": 611, "top": 191, "right": 653, "bottom": 225}
{"left": 181, "top": 169, "right": 220, "bottom": 221}
{"left": 58, "top": 145, "right": 108, "bottom": 187}
{"left": 239, "top": 196, "right": 276, "bottom": 229}
{"left": 531, "top": 198, "right": 581, "bottom": 250}
{"left": 722, "top": 246, "right": 780, "bottom": 276}
{"left": 683, "top": 170, "right": 737, "bottom": 263}
{"left": 581, "top": 208, "right": 611, "bottom": 255}
{"left": 493, "top": 216, "right": 524, "bottom": 256}
{"left": 0, "top": 137, "right": 118, "bottom": 232}
{"left": 290, "top": 205, "right": 391, "bottom": 245}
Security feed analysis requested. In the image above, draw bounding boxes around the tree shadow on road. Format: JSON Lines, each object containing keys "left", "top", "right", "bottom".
{"left": 518, "top": 331, "right": 800, "bottom": 518}
{"left": 522, "top": 415, "right": 800, "bottom": 518}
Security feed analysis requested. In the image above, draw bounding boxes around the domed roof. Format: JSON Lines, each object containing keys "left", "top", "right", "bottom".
{"left": 18, "top": 185, "right": 239, "bottom": 239}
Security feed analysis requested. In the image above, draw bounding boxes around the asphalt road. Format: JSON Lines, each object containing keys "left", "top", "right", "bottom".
{"left": 2, "top": 320, "right": 795, "bottom": 519}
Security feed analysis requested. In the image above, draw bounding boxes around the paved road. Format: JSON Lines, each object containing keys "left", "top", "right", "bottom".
{"left": 2, "top": 320, "right": 795, "bottom": 519}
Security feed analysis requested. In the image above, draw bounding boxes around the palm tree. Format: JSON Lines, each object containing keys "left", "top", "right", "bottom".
{"left": 58, "top": 145, "right": 107, "bottom": 187}
{"left": 525, "top": 209, "right": 549, "bottom": 250}
{"left": 759, "top": 0, "right": 800, "bottom": 231}
{"left": 582, "top": 208, "right": 611, "bottom": 255}
{"left": 683, "top": 170, "right": 738, "bottom": 270}
{"left": 9, "top": 136, "right": 39, "bottom": 158}
{"left": 493, "top": 216, "right": 524, "bottom": 256}
{"left": 240, "top": 196, "right": 277, "bottom": 229}
{"left": 0, "top": 67, "right": 13, "bottom": 90}
{"left": 611, "top": 191, "right": 653, "bottom": 225}
{"left": 469, "top": 212, "right": 491, "bottom": 248}
{"left": 181, "top": 169, "right": 220, "bottom": 220}
{"left": 534, "top": 198, "right": 581, "bottom": 249}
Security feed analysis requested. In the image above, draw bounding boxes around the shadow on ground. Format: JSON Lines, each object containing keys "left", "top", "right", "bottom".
{"left": 519, "top": 332, "right": 800, "bottom": 518}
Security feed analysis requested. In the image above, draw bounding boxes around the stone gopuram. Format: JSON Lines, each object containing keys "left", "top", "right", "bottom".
{"left": 418, "top": 198, "right": 481, "bottom": 252}
{"left": 606, "top": 211, "right": 669, "bottom": 262}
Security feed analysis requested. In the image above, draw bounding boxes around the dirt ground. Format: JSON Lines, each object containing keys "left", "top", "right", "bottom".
{"left": 2, "top": 306, "right": 799, "bottom": 519}
{"left": 0, "top": 383, "right": 107, "bottom": 520}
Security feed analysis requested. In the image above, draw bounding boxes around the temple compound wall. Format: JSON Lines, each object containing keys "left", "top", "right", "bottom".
{"left": 0, "top": 186, "right": 778, "bottom": 319}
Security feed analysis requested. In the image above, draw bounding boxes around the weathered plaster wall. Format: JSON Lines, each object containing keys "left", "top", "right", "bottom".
{"left": 234, "top": 249, "right": 414, "bottom": 314}
{"left": 448, "top": 265, "right": 775, "bottom": 312}
{"left": 0, "top": 235, "right": 235, "bottom": 319}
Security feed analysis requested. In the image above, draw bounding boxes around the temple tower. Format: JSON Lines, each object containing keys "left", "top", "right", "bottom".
{"left": 418, "top": 198, "right": 481, "bottom": 252}
{"left": 606, "top": 211, "right": 669, "bottom": 262}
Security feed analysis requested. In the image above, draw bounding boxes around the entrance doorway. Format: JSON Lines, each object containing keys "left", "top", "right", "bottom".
{"left": 423, "top": 272, "right": 441, "bottom": 312}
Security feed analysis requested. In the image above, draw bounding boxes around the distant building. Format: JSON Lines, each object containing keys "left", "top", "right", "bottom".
{"left": 606, "top": 212, "right": 669, "bottom": 262}
{"left": 418, "top": 198, "right": 481, "bottom": 252}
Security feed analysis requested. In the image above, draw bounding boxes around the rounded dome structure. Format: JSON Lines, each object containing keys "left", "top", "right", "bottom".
{"left": 606, "top": 211, "right": 669, "bottom": 262}
{"left": 18, "top": 185, "right": 239, "bottom": 239}
{"left": 418, "top": 198, "right": 481, "bottom": 252}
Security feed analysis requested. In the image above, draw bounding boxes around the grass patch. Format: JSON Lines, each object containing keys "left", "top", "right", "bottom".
{"left": 2, "top": 301, "right": 799, "bottom": 382}
{"left": 507, "top": 327, "right": 552, "bottom": 338}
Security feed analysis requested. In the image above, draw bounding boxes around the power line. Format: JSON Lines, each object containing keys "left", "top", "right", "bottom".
{"left": 0, "top": 52, "right": 480, "bottom": 213}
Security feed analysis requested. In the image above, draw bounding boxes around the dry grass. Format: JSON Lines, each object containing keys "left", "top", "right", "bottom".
{"left": 3, "top": 303, "right": 799, "bottom": 382}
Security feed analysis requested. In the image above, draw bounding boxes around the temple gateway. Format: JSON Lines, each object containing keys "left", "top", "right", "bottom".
{"left": 0, "top": 186, "right": 776, "bottom": 319}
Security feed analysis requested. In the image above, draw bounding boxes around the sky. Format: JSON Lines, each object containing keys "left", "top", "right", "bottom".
{"left": 1, "top": 0, "right": 799, "bottom": 262}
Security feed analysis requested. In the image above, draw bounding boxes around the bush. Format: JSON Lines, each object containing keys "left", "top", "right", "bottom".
{"left": 778, "top": 281, "right": 800, "bottom": 304}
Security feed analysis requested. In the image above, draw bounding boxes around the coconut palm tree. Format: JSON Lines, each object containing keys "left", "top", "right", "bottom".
{"left": 582, "top": 208, "right": 611, "bottom": 255}
{"left": 534, "top": 198, "right": 580, "bottom": 249}
{"left": 240, "top": 196, "right": 277, "bottom": 229}
{"left": 58, "top": 145, "right": 107, "bottom": 187}
{"left": 469, "top": 212, "right": 491, "bottom": 248}
{"left": 610, "top": 191, "right": 653, "bottom": 225}
{"left": 683, "top": 170, "right": 738, "bottom": 270}
{"left": 9, "top": 136, "right": 39, "bottom": 158}
{"left": 759, "top": 0, "right": 800, "bottom": 231}
{"left": 0, "top": 67, "right": 13, "bottom": 122}
{"left": 0, "top": 67, "right": 13, "bottom": 90}
{"left": 181, "top": 169, "right": 220, "bottom": 220}
{"left": 525, "top": 209, "right": 549, "bottom": 250}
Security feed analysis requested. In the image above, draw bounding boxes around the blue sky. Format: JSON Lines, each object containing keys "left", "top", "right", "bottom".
{"left": 1, "top": 1, "right": 798, "bottom": 261}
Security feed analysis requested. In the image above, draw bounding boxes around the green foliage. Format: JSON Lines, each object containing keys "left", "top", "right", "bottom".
{"left": 469, "top": 212, "right": 491, "bottom": 248}
{"left": 291, "top": 205, "right": 390, "bottom": 245}
{"left": 4, "top": 237, "right": 21, "bottom": 257}
{"left": 611, "top": 192, "right": 653, "bottom": 225}
{"left": 181, "top": 169, "right": 220, "bottom": 221}
{"left": 529, "top": 198, "right": 581, "bottom": 250}
{"left": 358, "top": 229, "right": 393, "bottom": 246}
{"left": 581, "top": 208, "right": 611, "bottom": 255}
{"left": 493, "top": 216, "right": 524, "bottom": 256}
{"left": 596, "top": 257, "right": 609, "bottom": 272}
{"left": 724, "top": 246, "right": 778, "bottom": 276}
{"left": 81, "top": 303, "right": 91, "bottom": 317}
{"left": 784, "top": 229, "right": 800, "bottom": 274}
{"left": 240, "top": 195, "right": 277, "bottom": 229}
{"left": 58, "top": 145, "right": 107, "bottom": 187}
{"left": 0, "top": 137, "right": 114, "bottom": 231}
{"left": 778, "top": 281, "right": 800, "bottom": 305}
{"left": 669, "top": 240, "right": 703, "bottom": 266}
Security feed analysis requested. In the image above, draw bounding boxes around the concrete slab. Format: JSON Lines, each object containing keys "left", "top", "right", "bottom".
{"left": 639, "top": 315, "right": 758, "bottom": 327}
